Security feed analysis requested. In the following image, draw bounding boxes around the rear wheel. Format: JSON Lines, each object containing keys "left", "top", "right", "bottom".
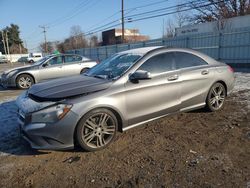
{"left": 206, "top": 82, "right": 226, "bottom": 111}
{"left": 16, "top": 74, "right": 34, "bottom": 89}
{"left": 76, "top": 108, "right": 117, "bottom": 151}
{"left": 80, "top": 68, "right": 90, "bottom": 74}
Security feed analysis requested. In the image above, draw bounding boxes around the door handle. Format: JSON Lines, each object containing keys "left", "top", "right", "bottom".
{"left": 201, "top": 70, "right": 209, "bottom": 75}
{"left": 167, "top": 74, "right": 179, "bottom": 81}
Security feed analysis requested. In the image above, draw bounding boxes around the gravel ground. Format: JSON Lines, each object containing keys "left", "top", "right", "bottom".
{"left": 0, "top": 63, "right": 249, "bottom": 187}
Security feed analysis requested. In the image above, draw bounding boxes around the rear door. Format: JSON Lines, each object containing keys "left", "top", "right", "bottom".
{"left": 63, "top": 55, "right": 83, "bottom": 76}
{"left": 125, "top": 52, "right": 181, "bottom": 126}
{"left": 174, "top": 51, "right": 214, "bottom": 110}
{"left": 38, "top": 56, "right": 65, "bottom": 81}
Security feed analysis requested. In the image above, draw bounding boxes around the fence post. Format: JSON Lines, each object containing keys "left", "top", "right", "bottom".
{"left": 105, "top": 46, "right": 108, "bottom": 59}
{"left": 185, "top": 37, "right": 189, "bottom": 48}
{"left": 217, "top": 32, "right": 222, "bottom": 60}
{"left": 96, "top": 47, "right": 99, "bottom": 61}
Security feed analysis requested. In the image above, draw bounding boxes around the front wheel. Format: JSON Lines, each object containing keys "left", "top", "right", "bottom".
{"left": 206, "top": 82, "right": 226, "bottom": 112}
{"left": 28, "top": 60, "right": 34, "bottom": 64}
{"left": 76, "top": 108, "right": 118, "bottom": 152}
{"left": 16, "top": 74, "right": 34, "bottom": 89}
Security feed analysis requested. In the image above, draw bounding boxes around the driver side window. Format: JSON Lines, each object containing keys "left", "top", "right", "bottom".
{"left": 139, "top": 52, "right": 175, "bottom": 74}
{"left": 47, "top": 56, "right": 63, "bottom": 66}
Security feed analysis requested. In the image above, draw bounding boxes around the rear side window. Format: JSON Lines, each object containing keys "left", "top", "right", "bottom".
{"left": 139, "top": 52, "right": 175, "bottom": 74}
{"left": 64, "top": 55, "right": 82, "bottom": 63}
{"left": 175, "top": 52, "right": 207, "bottom": 69}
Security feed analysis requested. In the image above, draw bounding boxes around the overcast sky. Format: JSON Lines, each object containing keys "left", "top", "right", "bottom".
{"left": 0, "top": 0, "right": 178, "bottom": 52}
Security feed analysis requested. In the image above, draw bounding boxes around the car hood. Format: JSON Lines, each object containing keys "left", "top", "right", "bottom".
{"left": 3, "top": 65, "right": 38, "bottom": 74}
{"left": 28, "top": 75, "right": 113, "bottom": 102}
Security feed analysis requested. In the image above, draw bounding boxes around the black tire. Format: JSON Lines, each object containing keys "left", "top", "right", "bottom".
{"left": 206, "top": 82, "right": 226, "bottom": 112}
{"left": 76, "top": 108, "right": 118, "bottom": 152}
{"left": 16, "top": 74, "right": 34, "bottom": 89}
{"left": 29, "top": 60, "right": 34, "bottom": 64}
{"left": 80, "top": 68, "right": 90, "bottom": 74}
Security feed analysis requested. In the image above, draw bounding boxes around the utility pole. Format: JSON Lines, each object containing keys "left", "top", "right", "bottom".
{"left": 39, "top": 25, "right": 48, "bottom": 53}
{"left": 1, "top": 30, "right": 7, "bottom": 55}
{"left": 121, "top": 0, "right": 125, "bottom": 43}
{"left": 5, "top": 31, "right": 10, "bottom": 55}
{"left": 5, "top": 31, "right": 12, "bottom": 64}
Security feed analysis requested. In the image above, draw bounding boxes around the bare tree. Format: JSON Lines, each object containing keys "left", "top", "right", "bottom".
{"left": 189, "top": 0, "right": 250, "bottom": 23}
{"left": 175, "top": 3, "right": 189, "bottom": 27}
{"left": 39, "top": 42, "right": 54, "bottom": 53}
{"left": 164, "top": 19, "right": 176, "bottom": 38}
{"left": 89, "top": 35, "right": 99, "bottom": 47}
{"left": 70, "top": 25, "right": 88, "bottom": 49}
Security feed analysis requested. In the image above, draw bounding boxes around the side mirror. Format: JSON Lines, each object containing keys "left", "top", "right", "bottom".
{"left": 129, "top": 70, "right": 151, "bottom": 81}
{"left": 42, "top": 63, "right": 49, "bottom": 68}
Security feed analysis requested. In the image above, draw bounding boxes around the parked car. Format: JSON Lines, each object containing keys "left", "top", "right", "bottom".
{"left": 0, "top": 56, "right": 9, "bottom": 64}
{"left": 27, "top": 53, "right": 43, "bottom": 64}
{"left": 1, "top": 54, "right": 97, "bottom": 89}
{"left": 18, "top": 56, "right": 29, "bottom": 63}
{"left": 16, "top": 46, "right": 234, "bottom": 151}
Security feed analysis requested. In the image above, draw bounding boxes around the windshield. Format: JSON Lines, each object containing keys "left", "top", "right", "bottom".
{"left": 86, "top": 53, "right": 141, "bottom": 80}
{"left": 33, "top": 56, "right": 51, "bottom": 65}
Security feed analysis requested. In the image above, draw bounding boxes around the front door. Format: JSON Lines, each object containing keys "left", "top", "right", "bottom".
{"left": 38, "top": 56, "right": 65, "bottom": 81}
{"left": 125, "top": 52, "right": 181, "bottom": 126}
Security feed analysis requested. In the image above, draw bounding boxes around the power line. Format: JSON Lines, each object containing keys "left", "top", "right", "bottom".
{"left": 125, "top": 0, "right": 169, "bottom": 11}
{"left": 127, "top": 0, "right": 230, "bottom": 22}
{"left": 45, "top": 0, "right": 92, "bottom": 27}
{"left": 48, "top": 0, "right": 101, "bottom": 28}
{"left": 83, "top": 0, "right": 228, "bottom": 36}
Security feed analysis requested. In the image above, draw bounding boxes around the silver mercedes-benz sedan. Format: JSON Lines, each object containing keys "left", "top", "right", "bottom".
{"left": 1, "top": 54, "right": 97, "bottom": 89}
{"left": 16, "top": 46, "right": 234, "bottom": 151}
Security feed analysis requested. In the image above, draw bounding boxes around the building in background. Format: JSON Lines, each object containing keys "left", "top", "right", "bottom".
{"left": 102, "top": 28, "right": 149, "bottom": 45}
{"left": 175, "top": 14, "right": 250, "bottom": 37}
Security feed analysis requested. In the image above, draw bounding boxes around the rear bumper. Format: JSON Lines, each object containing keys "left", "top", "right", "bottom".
{"left": 18, "top": 110, "right": 79, "bottom": 150}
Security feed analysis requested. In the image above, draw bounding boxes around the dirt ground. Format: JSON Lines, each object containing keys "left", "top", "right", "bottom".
{"left": 0, "top": 63, "right": 249, "bottom": 188}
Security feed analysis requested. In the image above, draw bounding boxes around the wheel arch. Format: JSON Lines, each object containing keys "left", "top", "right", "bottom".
{"left": 213, "top": 80, "right": 228, "bottom": 96}
{"left": 73, "top": 106, "right": 124, "bottom": 146}
{"left": 15, "top": 72, "right": 36, "bottom": 84}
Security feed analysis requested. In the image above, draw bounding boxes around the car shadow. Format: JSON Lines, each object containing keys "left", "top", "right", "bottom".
{"left": 0, "top": 100, "right": 49, "bottom": 156}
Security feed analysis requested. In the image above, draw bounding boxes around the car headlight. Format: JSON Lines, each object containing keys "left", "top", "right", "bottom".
{"left": 31, "top": 104, "right": 73, "bottom": 123}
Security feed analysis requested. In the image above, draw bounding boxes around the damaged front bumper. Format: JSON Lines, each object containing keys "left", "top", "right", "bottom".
{"left": 16, "top": 92, "right": 79, "bottom": 150}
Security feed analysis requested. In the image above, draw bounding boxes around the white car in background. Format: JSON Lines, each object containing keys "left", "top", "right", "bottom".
{"left": 27, "top": 53, "right": 43, "bottom": 64}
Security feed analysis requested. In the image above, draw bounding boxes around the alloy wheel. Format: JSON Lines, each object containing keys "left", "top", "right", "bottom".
{"left": 18, "top": 76, "right": 32, "bottom": 89}
{"left": 82, "top": 112, "right": 116, "bottom": 149}
{"left": 208, "top": 83, "right": 225, "bottom": 110}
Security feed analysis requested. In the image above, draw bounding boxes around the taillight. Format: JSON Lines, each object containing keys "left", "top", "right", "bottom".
{"left": 228, "top": 65, "right": 234, "bottom": 72}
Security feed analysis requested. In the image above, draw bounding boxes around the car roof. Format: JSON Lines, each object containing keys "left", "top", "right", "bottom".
{"left": 118, "top": 46, "right": 164, "bottom": 55}
{"left": 118, "top": 46, "right": 217, "bottom": 64}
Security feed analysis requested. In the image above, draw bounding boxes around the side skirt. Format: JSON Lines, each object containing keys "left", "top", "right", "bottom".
{"left": 122, "top": 103, "right": 205, "bottom": 132}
